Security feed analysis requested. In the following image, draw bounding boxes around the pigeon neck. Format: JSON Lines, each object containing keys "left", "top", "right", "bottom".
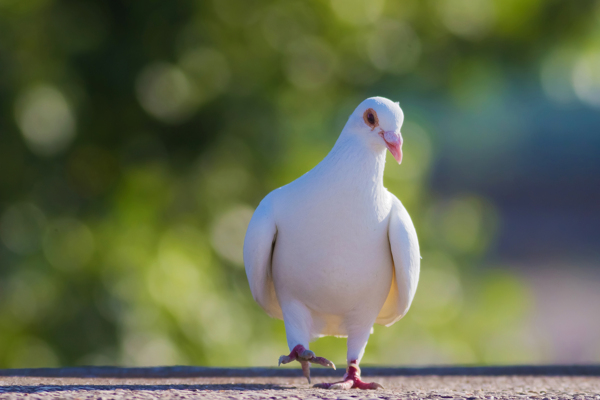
{"left": 323, "top": 133, "right": 386, "bottom": 187}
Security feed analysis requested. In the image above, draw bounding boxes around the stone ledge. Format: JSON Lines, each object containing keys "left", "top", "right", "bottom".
{"left": 0, "top": 365, "right": 598, "bottom": 378}
{"left": 0, "top": 366, "right": 599, "bottom": 400}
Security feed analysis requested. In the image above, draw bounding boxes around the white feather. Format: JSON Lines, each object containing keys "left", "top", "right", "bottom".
{"left": 243, "top": 192, "right": 282, "bottom": 319}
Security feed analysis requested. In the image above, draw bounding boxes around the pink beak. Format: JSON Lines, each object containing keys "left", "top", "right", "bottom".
{"left": 380, "top": 131, "right": 403, "bottom": 163}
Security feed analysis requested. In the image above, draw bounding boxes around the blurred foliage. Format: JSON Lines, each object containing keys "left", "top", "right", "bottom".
{"left": 0, "top": 0, "right": 599, "bottom": 368}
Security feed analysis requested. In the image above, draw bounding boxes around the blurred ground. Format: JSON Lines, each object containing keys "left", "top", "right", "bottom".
{"left": 0, "top": 367, "right": 599, "bottom": 400}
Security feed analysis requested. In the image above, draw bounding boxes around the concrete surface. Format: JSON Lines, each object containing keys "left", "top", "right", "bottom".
{"left": 0, "top": 366, "right": 598, "bottom": 399}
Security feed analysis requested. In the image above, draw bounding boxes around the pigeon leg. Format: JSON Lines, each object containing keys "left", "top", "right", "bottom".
{"left": 278, "top": 344, "right": 336, "bottom": 383}
{"left": 300, "top": 360, "right": 311, "bottom": 383}
{"left": 278, "top": 302, "right": 336, "bottom": 383}
{"left": 313, "top": 325, "right": 383, "bottom": 390}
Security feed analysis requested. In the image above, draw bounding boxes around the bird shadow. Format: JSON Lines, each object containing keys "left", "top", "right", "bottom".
{"left": 0, "top": 383, "right": 293, "bottom": 394}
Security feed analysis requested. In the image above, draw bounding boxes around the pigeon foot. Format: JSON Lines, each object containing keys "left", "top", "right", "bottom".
{"left": 278, "top": 344, "right": 336, "bottom": 384}
{"left": 313, "top": 363, "right": 383, "bottom": 390}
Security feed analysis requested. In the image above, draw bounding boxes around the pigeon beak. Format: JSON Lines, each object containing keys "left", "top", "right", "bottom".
{"left": 380, "top": 131, "right": 403, "bottom": 164}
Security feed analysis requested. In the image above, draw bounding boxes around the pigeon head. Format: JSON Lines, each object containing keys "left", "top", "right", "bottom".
{"left": 346, "top": 96, "right": 404, "bottom": 163}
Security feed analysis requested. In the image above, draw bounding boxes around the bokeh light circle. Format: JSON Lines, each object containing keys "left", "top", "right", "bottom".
{"left": 14, "top": 85, "right": 76, "bottom": 156}
{"left": 330, "top": 0, "right": 385, "bottom": 26}
{"left": 367, "top": 20, "right": 421, "bottom": 74}
{"left": 572, "top": 51, "right": 600, "bottom": 108}
{"left": 135, "top": 62, "right": 198, "bottom": 124}
{"left": 436, "top": 0, "right": 496, "bottom": 40}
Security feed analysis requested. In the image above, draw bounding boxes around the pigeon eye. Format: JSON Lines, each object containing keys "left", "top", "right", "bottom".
{"left": 363, "top": 108, "right": 378, "bottom": 128}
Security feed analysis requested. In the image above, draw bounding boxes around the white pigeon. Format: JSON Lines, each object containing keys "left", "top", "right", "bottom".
{"left": 243, "top": 96, "right": 420, "bottom": 390}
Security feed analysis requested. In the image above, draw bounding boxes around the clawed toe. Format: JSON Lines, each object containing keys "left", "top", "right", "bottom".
{"left": 314, "top": 379, "right": 383, "bottom": 390}
{"left": 313, "top": 363, "right": 383, "bottom": 390}
{"left": 298, "top": 349, "right": 335, "bottom": 369}
{"left": 314, "top": 380, "right": 353, "bottom": 390}
{"left": 277, "top": 345, "right": 335, "bottom": 370}
{"left": 278, "top": 345, "right": 336, "bottom": 384}
{"left": 311, "top": 356, "right": 336, "bottom": 369}
{"left": 331, "top": 381, "right": 353, "bottom": 390}
{"left": 278, "top": 354, "right": 294, "bottom": 366}
{"left": 313, "top": 382, "right": 333, "bottom": 389}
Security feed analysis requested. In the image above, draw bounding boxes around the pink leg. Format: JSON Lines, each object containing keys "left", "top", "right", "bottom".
{"left": 313, "top": 361, "right": 384, "bottom": 390}
{"left": 278, "top": 344, "right": 335, "bottom": 383}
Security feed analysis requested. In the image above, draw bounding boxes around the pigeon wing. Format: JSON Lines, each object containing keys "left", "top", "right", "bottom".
{"left": 243, "top": 192, "right": 283, "bottom": 320}
{"left": 376, "top": 194, "right": 420, "bottom": 326}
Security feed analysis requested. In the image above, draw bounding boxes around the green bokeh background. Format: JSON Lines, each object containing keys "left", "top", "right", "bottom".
{"left": 0, "top": 0, "right": 599, "bottom": 368}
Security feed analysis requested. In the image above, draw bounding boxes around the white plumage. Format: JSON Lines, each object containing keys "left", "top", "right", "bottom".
{"left": 243, "top": 96, "right": 420, "bottom": 389}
